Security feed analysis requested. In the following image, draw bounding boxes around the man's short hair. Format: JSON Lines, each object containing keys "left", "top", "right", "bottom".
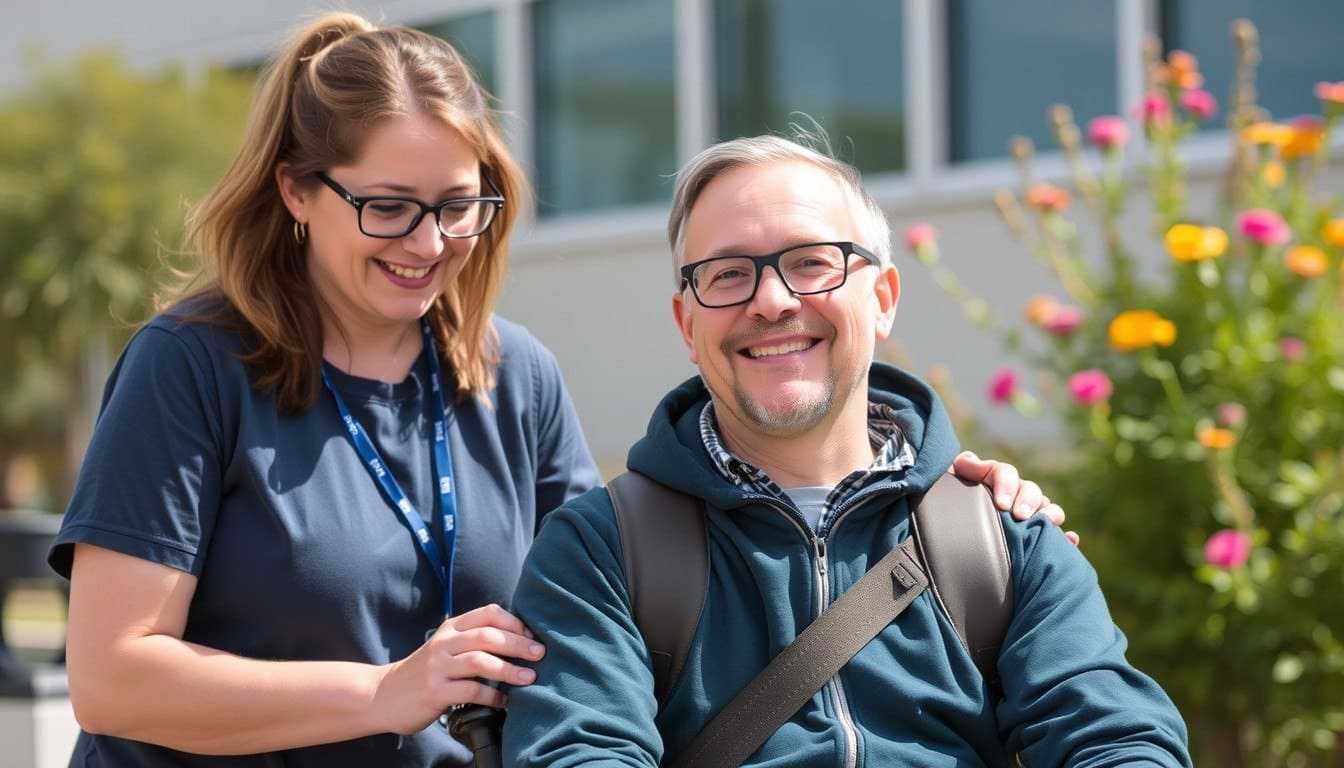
{"left": 667, "top": 128, "right": 893, "bottom": 286}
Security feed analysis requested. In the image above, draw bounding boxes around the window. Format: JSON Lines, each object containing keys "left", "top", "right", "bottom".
{"left": 947, "top": 0, "right": 1117, "bottom": 163}
{"left": 715, "top": 0, "right": 905, "bottom": 175}
{"left": 1160, "top": 0, "right": 1342, "bottom": 126}
{"left": 418, "top": 12, "right": 497, "bottom": 96}
{"left": 532, "top": 0, "right": 677, "bottom": 216}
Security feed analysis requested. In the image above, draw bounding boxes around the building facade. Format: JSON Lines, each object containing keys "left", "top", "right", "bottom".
{"left": 5, "top": 0, "right": 1341, "bottom": 472}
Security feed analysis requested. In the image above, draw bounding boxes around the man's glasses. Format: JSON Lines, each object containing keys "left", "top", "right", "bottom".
{"left": 315, "top": 172, "right": 504, "bottom": 239}
{"left": 679, "top": 241, "right": 879, "bottom": 309}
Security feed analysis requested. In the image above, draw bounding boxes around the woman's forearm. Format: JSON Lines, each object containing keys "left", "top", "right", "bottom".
{"left": 72, "top": 633, "right": 390, "bottom": 754}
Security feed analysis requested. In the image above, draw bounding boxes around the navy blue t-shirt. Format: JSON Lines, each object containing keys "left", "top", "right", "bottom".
{"left": 49, "top": 308, "right": 600, "bottom": 767}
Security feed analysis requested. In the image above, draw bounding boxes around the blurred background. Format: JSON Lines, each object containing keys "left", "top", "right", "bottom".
{"left": 0, "top": 1, "right": 1341, "bottom": 766}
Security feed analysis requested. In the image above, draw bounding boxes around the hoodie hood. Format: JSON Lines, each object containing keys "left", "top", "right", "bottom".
{"left": 627, "top": 361, "right": 961, "bottom": 508}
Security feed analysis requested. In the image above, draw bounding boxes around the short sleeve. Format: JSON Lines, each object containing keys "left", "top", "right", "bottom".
{"left": 527, "top": 335, "right": 600, "bottom": 526}
{"left": 49, "top": 325, "right": 226, "bottom": 579}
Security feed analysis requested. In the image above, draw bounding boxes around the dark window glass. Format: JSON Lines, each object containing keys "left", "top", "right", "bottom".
{"left": 533, "top": 0, "right": 676, "bottom": 216}
{"left": 418, "top": 12, "right": 497, "bottom": 95}
{"left": 948, "top": 0, "right": 1117, "bottom": 162}
{"left": 1160, "top": 0, "right": 1343, "bottom": 126}
{"left": 716, "top": 0, "right": 905, "bottom": 174}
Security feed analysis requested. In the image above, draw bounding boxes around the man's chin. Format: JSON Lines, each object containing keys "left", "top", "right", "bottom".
{"left": 735, "top": 386, "right": 832, "bottom": 435}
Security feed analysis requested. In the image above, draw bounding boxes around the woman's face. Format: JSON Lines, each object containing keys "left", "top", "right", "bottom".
{"left": 281, "top": 113, "right": 487, "bottom": 336}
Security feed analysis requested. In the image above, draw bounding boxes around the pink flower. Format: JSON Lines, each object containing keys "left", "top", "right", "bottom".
{"left": 1179, "top": 89, "right": 1218, "bottom": 121}
{"left": 1215, "top": 402, "right": 1247, "bottom": 428}
{"left": 1204, "top": 529, "right": 1252, "bottom": 569}
{"left": 904, "top": 222, "right": 936, "bottom": 251}
{"left": 987, "top": 367, "right": 1018, "bottom": 405}
{"left": 1279, "top": 336, "right": 1307, "bottom": 362}
{"left": 1068, "top": 369, "right": 1113, "bottom": 405}
{"left": 1237, "top": 208, "right": 1291, "bottom": 246}
{"left": 1086, "top": 116, "right": 1130, "bottom": 149}
{"left": 1042, "top": 305, "right": 1083, "bottom": 336}
{"left": 1138, "top": 92, "right": 1171, "bottom": 126}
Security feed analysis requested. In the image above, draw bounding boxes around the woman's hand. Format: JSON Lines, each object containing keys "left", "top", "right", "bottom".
{"left": 951, "top": 450, "right": 1078, "bottom": 546}
{"left": 373, "top": 603, "right": 545, "bottom": 736}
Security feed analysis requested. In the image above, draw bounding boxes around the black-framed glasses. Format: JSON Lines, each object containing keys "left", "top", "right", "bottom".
{"left": 679, "top": 241, "right": 879, "bottom": 309}
{"left": 314, "top": 172, "right": 505, "bottom": 239}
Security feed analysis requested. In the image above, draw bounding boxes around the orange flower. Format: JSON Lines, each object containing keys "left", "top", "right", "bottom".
{"left": 1109, "top": 310, "right": 1177, "bottom": 351}
{"left": 1261, "top": 160, "right": 1285, "bottom": 188}
{"left": 1027, "top": 183, "right": 1070, "bottom": 213}
{"left": 1281, "top": 117, "right": 1325, "bottom": 161}
{"left": 1242, "top": 122, "right": 1294, "bottom": 147}
{"left": 1023, "top": 295, "right": 1061, "bottom": 325}
{"left": 1197, "top": 426, "right": 1237, "bottom": 450}
{"left": 1165, "top": 224, "right": 1228, "bottom": 262}
{"left": 1322, "top": 219, "right": 1344, "bottom": 247}
{"left": 1285, "top": 245, "right": 1328, "bottom": 278}
{"left": 1155, "top": 50, "right": 1203, "bottom": 90}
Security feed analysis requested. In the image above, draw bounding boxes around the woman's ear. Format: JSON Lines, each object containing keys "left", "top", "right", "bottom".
{"left": 275, "top": 162, "right": 311, "bottom": 223}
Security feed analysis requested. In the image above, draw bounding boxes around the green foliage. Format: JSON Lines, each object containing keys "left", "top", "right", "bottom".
{"left": 910, "top": 28, "right": 1344, "bottom": 767}
{"left": 0, "top": 51, "right": 252, "bottom": 499}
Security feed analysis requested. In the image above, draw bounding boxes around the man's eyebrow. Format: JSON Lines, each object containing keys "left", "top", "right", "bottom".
{"left": 701, "top": 245, "right": 756, "bottom": 261}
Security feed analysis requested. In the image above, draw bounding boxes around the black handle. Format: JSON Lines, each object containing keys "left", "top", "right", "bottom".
{"left": 447, "top": 705, "right": 505, "bottom": 768}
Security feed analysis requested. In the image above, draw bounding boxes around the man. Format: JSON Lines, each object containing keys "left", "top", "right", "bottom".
{"left": 501, "top": 135, "right": 1190, "bottom": 766}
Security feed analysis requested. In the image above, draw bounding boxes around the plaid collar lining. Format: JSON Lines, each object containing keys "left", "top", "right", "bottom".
{"left": 699, "top": 399, "right": 916, "bottom": 517}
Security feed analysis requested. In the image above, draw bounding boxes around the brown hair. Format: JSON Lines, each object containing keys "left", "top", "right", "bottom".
{"left": 162, "top": 12, "right": 525, "bottom": 412}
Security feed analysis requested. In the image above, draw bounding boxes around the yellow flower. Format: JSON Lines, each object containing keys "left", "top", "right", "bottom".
{"left": 1281, "top": 118, "right": 1325, "bottom": 161}
{"left": 1261, "top": 160, "right": 1285, "bottom": 188}
{"left": 1285, "top": 245, "right": 1328, "bottom": 278}
{"left": 1242, "top": 122, "right": 1294, "bottom": 147}
{"left": 1109, "top": 310, "right": 1178, "bottom": 352}
{"left": 1197, "top": 426, "right": 1237, "bottom": 449}
{"left": 1165, "top": 224, "right": 1228, "bottom": 262}
{"left": 1321, "top": 219, "right": 1344, "bottom": 247}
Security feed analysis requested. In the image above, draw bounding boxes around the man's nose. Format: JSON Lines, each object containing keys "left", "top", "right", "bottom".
{"left": 746, "top": 265, "right": 800, "bottom": 321}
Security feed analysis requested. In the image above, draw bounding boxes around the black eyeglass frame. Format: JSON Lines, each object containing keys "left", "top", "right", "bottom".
{"left": 679, "top": 240, "right": 880, "bottom": 309}
{"left": 314, "top": 171, "right": 505, "bottom": 239}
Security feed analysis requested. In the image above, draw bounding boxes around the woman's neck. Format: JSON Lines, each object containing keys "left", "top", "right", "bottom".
{"left": 322, "top": 314, "right": 423, "bottom": 384}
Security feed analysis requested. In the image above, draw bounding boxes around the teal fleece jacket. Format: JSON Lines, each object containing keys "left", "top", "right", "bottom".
{"left": 503, "top": 365, "right": 1191, "bottom": 767}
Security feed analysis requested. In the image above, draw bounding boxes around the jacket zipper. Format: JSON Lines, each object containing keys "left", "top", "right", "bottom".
{"left": 819, "top": 492, "right": 887, "bottom": 768}
{"left": 745, "top": 491, "right": 895, "bottom": 768}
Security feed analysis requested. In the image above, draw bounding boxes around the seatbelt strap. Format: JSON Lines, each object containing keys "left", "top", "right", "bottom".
{"left": 666, "top": 537, "right": 930, "bottom": 768}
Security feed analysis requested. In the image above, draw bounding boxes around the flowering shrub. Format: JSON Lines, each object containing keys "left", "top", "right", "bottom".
{"left": 906, "top": 22, "right": 1344, "bottom": 766}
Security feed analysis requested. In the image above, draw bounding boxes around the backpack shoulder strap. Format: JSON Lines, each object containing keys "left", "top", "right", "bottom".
{"left": 607, "top": 471, "right": 709, "bottom": 708}
{"left": 910, "top": 472, "right": 1013, "bottom": 699}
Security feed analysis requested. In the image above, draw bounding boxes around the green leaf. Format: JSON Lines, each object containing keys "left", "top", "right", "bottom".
{"left": 1273, "top": 654, "right": 1305, "bottom": 684}
{"left": 1280, "top": 461, "right": 1321, "bottom": 494}
{"left": 1328, "top": 368, "right": 1344, "bottom": 393}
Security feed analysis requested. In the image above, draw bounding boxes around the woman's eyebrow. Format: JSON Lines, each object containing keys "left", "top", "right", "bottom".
{"left": 365, "top": 181, "right": 479, "bottom": 197}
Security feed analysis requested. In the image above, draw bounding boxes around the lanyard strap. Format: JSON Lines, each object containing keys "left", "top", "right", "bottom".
{"left": 322, "top": 319, "right": 458, "bottom": 617}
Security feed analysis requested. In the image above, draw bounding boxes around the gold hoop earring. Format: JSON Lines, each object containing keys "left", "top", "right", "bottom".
{"left": 293, "top": 221, "right": 308, "bottom": 244}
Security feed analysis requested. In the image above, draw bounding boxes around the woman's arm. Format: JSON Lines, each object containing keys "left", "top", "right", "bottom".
{"left": 68, "top": 544, "right": 541, "bottom": 755}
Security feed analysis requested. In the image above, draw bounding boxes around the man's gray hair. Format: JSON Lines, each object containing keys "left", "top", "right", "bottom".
{"left": 667, "top": 129, "right": 893, "bottom": 285}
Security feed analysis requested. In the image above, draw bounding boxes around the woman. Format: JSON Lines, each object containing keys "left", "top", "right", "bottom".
{"left": 49, "top": 12, "right": 1061, "bottom": 767}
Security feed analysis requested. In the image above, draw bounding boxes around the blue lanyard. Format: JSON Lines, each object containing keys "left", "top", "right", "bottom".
{"left": 322, "top": 319, "right": 458, "bottom": 617}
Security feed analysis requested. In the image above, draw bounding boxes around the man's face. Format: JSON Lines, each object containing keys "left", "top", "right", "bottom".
{"left": 672, "top": 160, "right": 900, "bottom": 438}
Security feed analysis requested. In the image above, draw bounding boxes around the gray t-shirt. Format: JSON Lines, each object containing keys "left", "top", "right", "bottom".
{"left": 50, "top": 304, "right": 599, "bottom": 767}
{"left": 783, "top": 486, "right": 833, "bottom": 532}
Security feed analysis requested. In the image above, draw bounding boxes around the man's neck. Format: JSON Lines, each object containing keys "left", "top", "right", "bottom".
{"left": 715, "top": 396, "right": 874, "bottom": 489}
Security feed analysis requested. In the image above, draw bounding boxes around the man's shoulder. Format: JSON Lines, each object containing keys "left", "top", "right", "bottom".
{"left": 539, "top": 484, "right": 618, "bottom": 536}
